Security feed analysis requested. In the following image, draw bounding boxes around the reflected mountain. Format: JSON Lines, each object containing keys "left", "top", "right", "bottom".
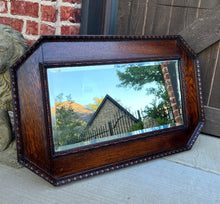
{"left": 51, "top": 101, "right": 94, "bottom": 123}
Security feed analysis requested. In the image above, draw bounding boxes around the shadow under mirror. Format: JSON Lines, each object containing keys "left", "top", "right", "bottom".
{"left": 47, "top": 60, "right": 184, "bottom": 152}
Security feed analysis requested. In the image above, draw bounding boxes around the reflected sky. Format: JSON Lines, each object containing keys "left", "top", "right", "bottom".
{"left": 47, "top": 61, "right": 163, "bottom": 112}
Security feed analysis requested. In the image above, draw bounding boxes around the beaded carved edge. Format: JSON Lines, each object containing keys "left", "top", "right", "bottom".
{"left": 10, "top": 35, "right": 205, "bottom": 186}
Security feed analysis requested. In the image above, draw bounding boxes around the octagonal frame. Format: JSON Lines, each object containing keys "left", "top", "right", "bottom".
{"left": 10, "top": 35, "right": 205, "bottom": 186}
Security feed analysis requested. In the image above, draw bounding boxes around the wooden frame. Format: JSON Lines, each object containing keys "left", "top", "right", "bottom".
{"left": 10, "top": 35, "right": 205, "bottom": 186}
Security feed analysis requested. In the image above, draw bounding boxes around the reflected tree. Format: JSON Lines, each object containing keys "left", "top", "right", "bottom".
{"left": 86, "top": 96, "right": 121, "bottom": 111}
{"left": 86, "top": 97, "right": 104, "bottom": 111}
{"left": 117, "top": 64, "right": 173, "bottom": 125}
{"left": 53, "top": 93, "right": 86, "bottom": 150}
{"left": 117, "top": 65, "right": 164, "bottom": 89}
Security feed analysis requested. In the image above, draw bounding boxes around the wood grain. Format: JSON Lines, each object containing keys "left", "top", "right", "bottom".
{"left": 144, "top": 0, "right": 173, "bottom": 35}
{"left": 202, "top": 106, "right": 220, "bottom": 137}
{"left": 198, "top": 41, "right": 220, "bottom": 105}
{"left": 198, "top": 0, "right": 220, "bottom": 17}
{"left": 42, "top": 40, "right": 181, "bottom": 63}
{"left": 128, "top": 0, "right": 147, "bottom": 35}
{"left": 116, "top": 0, "right": 132, "bottom": 35}
{"left": 11, "top": 36, "right": 204, "bottom": 185}
{"left": 115, "top": 0, "right": 219, "bottom": 137}
{"left": 15, "top": 48, "right": 51, "bottom": 173}
{"left": 169, "top": 0, "right": 200, "bottom": 34}
{"left": 208, "top": 42, "right": 220, "bottom": 108}
{"left": 179, "top": 4, "right": 220, "bottom": 53}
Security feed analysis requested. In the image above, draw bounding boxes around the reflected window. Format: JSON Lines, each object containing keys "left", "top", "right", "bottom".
{"left": 80, "top": 0, "right": 118, "bottom": 35}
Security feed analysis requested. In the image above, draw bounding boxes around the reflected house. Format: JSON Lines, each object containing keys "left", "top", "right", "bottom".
{"left": 86, "top": 94, "right": 139, "bottom": 139}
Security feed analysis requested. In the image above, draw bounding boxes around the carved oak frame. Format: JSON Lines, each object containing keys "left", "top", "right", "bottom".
{"left": 10, "top": 35, "right": 205, "bottom": 186}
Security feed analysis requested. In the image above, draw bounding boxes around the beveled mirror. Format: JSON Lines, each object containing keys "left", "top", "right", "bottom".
{"left": 11, "top": 35, "right": 204, "bottom": 186}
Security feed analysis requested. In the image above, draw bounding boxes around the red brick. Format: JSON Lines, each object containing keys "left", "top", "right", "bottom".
{"left": 61, "top": 25, "right": 80, "bottom": 35}
{"left": 168, "top": 91, "right": 174, "bottom": 98}
{"left": 25, "top": 39, "right": 36, "bottom": 47}
{"left": 171, "top": 104, "right": 177, "bottom": 110}
{"left": 165, "top": 80, "right": 171, "bottom": 86}
{"left": 60, "top": 7, "right": 80, "bottom": 23}
{"left": 173, "top": 110, "right": 180, "bottom": 118}
{"left": 26, "top": 21, "right": 38, "bottom": 35}
{"left": 175, "top": 116, "right": 182, "bottom": 124}
{"left": 168, "top": 85, "right": 173, "bottom": 92}
{"left": 162, "top": 68, "right": 168, "bottom": 74}
{"left": 0, "top": 17, "right": 24, "bottom": 32}
{"left": 11, "top": 1, "right": 39, "bottom": 18}
{"left": 0, "top": 0, "right": 7, "bottom": 13}
{"left": 165, "top": 73, "right": 170, "bottom": 80}
{"left": 170, "top": 98, "right": 175, "bottom": 104}
{"left": 62, "top": 0, "right": 81, "bottom": 3}
{"left": 40, "top": 24, "right": 56, "bottom": 35}
{"left": 41, "top": 5, "right": 57, "bottom": 23}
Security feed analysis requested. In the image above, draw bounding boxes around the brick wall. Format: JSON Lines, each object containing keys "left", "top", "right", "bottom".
{"left": 0, "top": 0, "right": 81, "bottom": 46}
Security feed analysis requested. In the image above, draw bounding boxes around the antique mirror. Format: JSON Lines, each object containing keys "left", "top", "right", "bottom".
{"left": 11, "top": 36, "right": 204, "bottom": 186}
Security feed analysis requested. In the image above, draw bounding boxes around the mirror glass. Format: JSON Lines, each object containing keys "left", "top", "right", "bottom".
{"left": 47, "top": 60, "right": 183, "bottom": 152}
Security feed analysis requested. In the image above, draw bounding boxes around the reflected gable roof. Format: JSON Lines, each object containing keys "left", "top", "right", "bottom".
{"left": 87, "top": 94, "right": 139, "bottom": 126}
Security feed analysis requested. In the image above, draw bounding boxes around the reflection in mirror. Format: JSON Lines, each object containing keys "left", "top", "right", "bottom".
{"left": 47, "top": 60, "right": 183, "bottom": 152}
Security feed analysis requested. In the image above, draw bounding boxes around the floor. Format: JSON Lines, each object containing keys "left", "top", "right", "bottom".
{"left": 0, "top": 134, "right": 220, "bottom": 204}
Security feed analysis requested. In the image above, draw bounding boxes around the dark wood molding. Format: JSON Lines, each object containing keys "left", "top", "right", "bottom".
{"left": 11, "top": 35, "right": 204, "bottom": 186}
{"left": 202, "top": 106, "right": 220, "bottom": 137}
{"left": 179, "top": 4, "right": 220, "bottom": 54}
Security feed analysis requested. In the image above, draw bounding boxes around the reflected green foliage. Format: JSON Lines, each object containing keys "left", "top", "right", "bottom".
{"left": 128, "top": 121, "right": 144, "bottom": 132}
{"left": 53, "top": 93, "right": 86, "bottom": 150}
{"left": 117, "top": 65, "right": 164, "bottom": 90}
{"left": 117, "top": 64, "right": 172, "bottom": 125}
{"left": 144, "top": 101, "right": 172, "bottom": 125}
{"left": 144, "top": 85, "right": 171, "bottom": 125}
